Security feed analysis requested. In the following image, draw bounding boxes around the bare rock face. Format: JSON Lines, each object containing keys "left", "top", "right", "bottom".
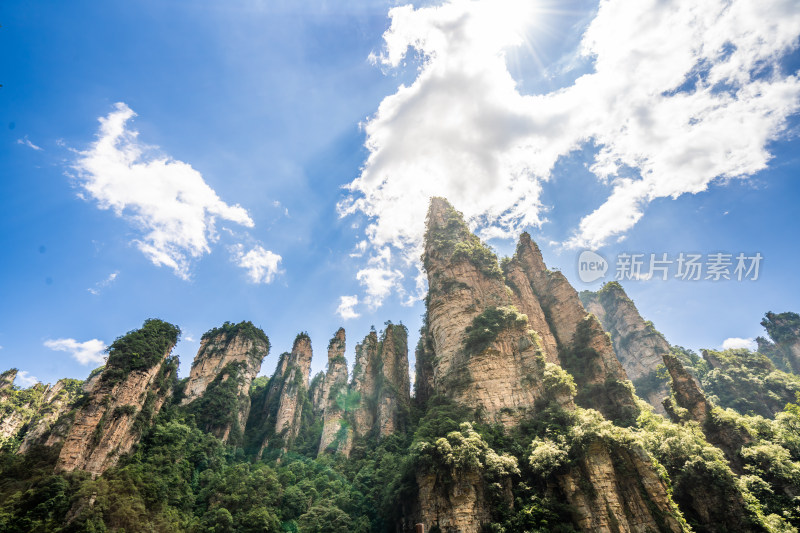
{"left": 512, "top": 232, "right": 639, "bottom": 425}
{"left": 0, "top": 369, "right": 17, "bottom": 399}
{"left": 353, "top": 325, "right": 411, "bottom": 439}
{"left": 663, "top": 351, "right": 752, "bottom": 472}
{"left": 257, "top": 333, "right": 313, "bottom": 452}
{"left": 318, "top": 329, "right": 350, "bottom": 455}
{"left": 413, "top": 326, "right": 436, "bottom": 409}
{"left": 558, "top": 440, "right": 684, "bottom": 532}
{"left": 274, "top": 335, "right": 312, "bottom": 441}
{"left": 758, "top": 311, "right": 800, "bottom": 374}
{"left": 662, "top": 352, "right": 710, "bottom": 422}
{"left": 56, "top": 319, "right": 180, "bottom": 476}
{"left": 351, "top": 331, "right": 379, "bottom": 438}
{"left": 422, "top": 199, "right": 549, "bottom": 424}
{"left": 181, "top": 321, "right": 269, "bottom": 444}
{"left": 309, "top": 372, "right": 325, "bottom": 417}
{"left": 376, "top": 324, "right": 411, "bottom": 437}
{"left": 416, "top": 471, "right": 493, "bottom": 533}
{"left": 580, "top": 282, "right": 671, "bottom": 414}
{"left": 18, "top": 379, "right": 85, "bottom": 454}
{"left": 0, "top": 381, "right": 49, "bottom": 446}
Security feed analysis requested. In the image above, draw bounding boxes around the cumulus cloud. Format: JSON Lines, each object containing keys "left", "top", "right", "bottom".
{"left": 44, "top": 338, "right": 107, "bottom": 365}
{"left": 73, "top": 103, "right": 255, "bottom": 279}
{"left": 336, "top": 295, "right": 361, "bottom": 320}
{"left": 87, "top": 270, "right": 120, "bottom": 295}
{"left": 15, "top": 371, "right": 39, "bottom": 387}
{"left": 722, "top": 337, "right": 757, "bottom": 351}
{"left": 232, "top": 244, "right": 283, "bottom": 284}
{"left": 339, "top": 0, "right": 800, "bottom": 306}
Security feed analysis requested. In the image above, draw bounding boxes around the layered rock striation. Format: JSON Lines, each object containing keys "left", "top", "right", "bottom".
{"left": 55, "top": 319, "right": 180, "bottom": 476}
{"left": 580, "top": 281, "right": 671, "bottom": 413}
{"left": 421, "top": 198, "right": 637, "bottom": 426}
{"left": 17, "top": 379, "right": 85, "bottom": 454}
{"left": 181, "top": 321, "right": 269, "bottom": 444}
{"left": 253, "top": 333, "right": 313, "bottom": 454}
{"left": 318, "top": 328, "right": 350, "bottom": 455}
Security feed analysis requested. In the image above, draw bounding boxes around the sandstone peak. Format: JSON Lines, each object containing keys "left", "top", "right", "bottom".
{"left": 56, "top": 319, "right": 180, "bottom": 475}
{"left": 580, "top": 281, "right": 671, "bottom": 414}
{"left": 181, "top": 321, "right": 270, "bottom": 444}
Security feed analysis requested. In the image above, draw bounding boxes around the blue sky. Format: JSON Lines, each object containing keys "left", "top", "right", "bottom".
{"left": 2, "top": 0, "right": 799, "bottom": 387}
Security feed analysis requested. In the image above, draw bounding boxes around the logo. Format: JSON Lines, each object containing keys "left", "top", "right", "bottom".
{"left": 578, "top": 250, "right": 608, "bottom": 283}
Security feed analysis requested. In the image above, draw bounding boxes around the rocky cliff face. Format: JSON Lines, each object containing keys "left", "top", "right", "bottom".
{"left": 0, "top": 369, "right": 17, "bottom": 399}
{"left": 580, "top": 282, "right": 671, "bottom": 413}
{"left": 662, "top": 351, "right": 752, "bottom": 473}
{"left": 340, "top": 324, "right": 412, "bottom": 452}
{"left": 416, "top": 470, "right": 494, "bottom": 532}
{"left": 758, "top": 311, "right": 800, "bottom": 374}
{"left": 17, "top": 379, "right": 85, "bottom": 454}
{"left": 181, "top": 321, "right": 269, "bottom": 444}
{"left": 376, "top": 324, "right": 411, "bottom": 438}
{"left": 56, "top": 319, "right": 179, "bottom": 476}
{"left": 558, "top": 440, "right": 684, "bottom": 532}
{"left": 510, "top": 233, "right": 639, "bottom": 425}
{"left": 0, "top": 380, "right": 49, "bottom": 446}
{"left": 256, "top": 334, "right": 313, "bottom": 453}
{"left": 422, "top": 198, "right": 637, "bottom": 426}
{"left": 318, "top": 328, "right": 349, "bottom": 455}
{"left": 422, "top": 199, "right": 550, "bottom": 425}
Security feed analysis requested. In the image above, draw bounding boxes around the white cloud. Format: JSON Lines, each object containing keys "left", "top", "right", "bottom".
{"left": 722, "top": 337, "right": 757, "bottom": 351}
{"left": 73, "top": 103, "right": 254, "bottom": 279}
{"left": 15, "top": 371, "right": 39, "bottom": 387}
{"left": 17, "top": 136, "right": 43, "bottom": 151}
{"left": 339, "top": 0, "right": 800, "bottom": 306}
{"left": 87, "top": 270, "right": 119, "bottom": 295}
{"left": 232, "top": 244, "right": 283, "bottom": 284}
{"left": 336, "top": 295, "right": 361, "bottom": 320}
{"left": 44, "top": 338, "right": 107, "bottom": 365}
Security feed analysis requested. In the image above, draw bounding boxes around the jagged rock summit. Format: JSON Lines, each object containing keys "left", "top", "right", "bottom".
{"left": 181, "top": 321, "right": 270, "bottom": 444}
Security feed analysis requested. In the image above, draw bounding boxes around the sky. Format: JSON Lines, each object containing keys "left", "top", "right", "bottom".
{"left": 1, "top": 0, "right": 799, "bottom": 388}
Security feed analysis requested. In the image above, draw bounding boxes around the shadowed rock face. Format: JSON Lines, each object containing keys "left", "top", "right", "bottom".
{"left": 421, "top": 198, "right": 637, "bottom": 426}
{"left": 18, "top": 379, "right": 85, "bottom": 454}
{"left": 0, "top": 369, "right": 17, "bottom": 398}
{"left": 662, "top": 352, "right": 752, "bottom": 473}
{"left": 56, "top": 351, "right": 176, "bottom": 476}
{"left": 341, "top": 324, "right": 411, "bottom": 454}
{"left": 422, "top": 199, "right": 548, "bottom": 425}
{"left": 376, "top": 324, "right": 411, "bottom": 437}
{"left": 580, "top": 282, "right": 671, "bottom": 414}
{"left": 256, "top": 334, "right": 313, "bottom": 453}
{"left": 662, "top": 352, "right": 711, "bottom": 422}
{"left": 181, "top": 323, "right": 269, "bottom": 444}
{"left": 318, "top": 328, "right": 349, "bottom": 455}
{"left": 351, "top": 331, "right": 379, "bottom": 440}
{"left": 558, "top": 440, "right": 684, "bottom": 533}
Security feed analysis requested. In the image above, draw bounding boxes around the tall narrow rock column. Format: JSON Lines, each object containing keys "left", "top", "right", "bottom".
{"left": 318, "top": 328, "right": 349, "bottom": 455}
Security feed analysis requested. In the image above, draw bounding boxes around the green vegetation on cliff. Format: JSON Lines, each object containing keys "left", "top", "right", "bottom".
{"left": 102, "top": 319, "right": 181, "bottom": 385}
